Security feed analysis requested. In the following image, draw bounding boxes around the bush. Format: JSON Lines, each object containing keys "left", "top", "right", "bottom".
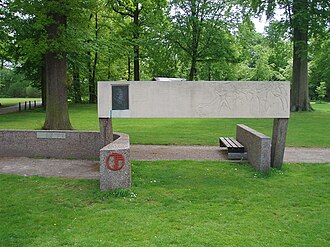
{"left": 7, "top": 81, "right": 30, "bottom": 97}
{"left": 26, "top": 85, "right": 40, "bottom": 98}
{"left": 0, "top": 68, "right": 40, "bottom": 98}
{"left": 315, "top": 81, "right": 327, "bottom": 102}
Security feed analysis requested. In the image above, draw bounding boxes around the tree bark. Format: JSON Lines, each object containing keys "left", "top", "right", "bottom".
{"left": 290, "top": 0, "right": 311, "bottom": 111}
{"left": 43, "top": 12, "right": 72, "bottom": 130}
{"left": 43, "top": 51, "right": 72, "bottom": 129}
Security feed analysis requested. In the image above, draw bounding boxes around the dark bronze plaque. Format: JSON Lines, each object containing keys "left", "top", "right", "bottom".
{"left": 112, "top": 85, "right": 129, "bottom": 110}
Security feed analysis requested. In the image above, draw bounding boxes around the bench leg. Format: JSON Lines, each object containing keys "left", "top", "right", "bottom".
{"left": 228, "top": 152, "right": 247, "bottom": 160}
{"left": 271, "top": 118, "right": 289, "bottom": 169}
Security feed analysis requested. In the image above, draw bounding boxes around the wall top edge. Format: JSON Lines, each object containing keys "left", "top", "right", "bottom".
{"left": 98, "top": 80, "right": 290, "bottom": 84}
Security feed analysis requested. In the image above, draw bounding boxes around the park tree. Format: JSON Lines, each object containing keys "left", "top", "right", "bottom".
{"left": 67, "top": 0, "right": 126, "bottom": 103}
{"left": 0, "top": 2, "right": 9, "bottom": 68}
{"left": 309, "top": 33, "right": 330, "bottom": 100}
{"left": 110, "top": 0, "right": 143, "bottom": 81}
{"left": 265, "top": 21, "right": 292, "bottom": 80}
{"left": 2, "top": 0, "right": 95, "bottom": 129}
{"left": 0, "top": 0, "right": 47, "bottom": 103}
{"left": 108, "top": 0, "right": 167, "bottom": 81}
{"left": 169, "top": 0, "right": 241, "bottom": 81}
{"left": 43, "top": 5, "right": 73, "bottom": 129}
{"left": 86, "top": 1, "right": 105, "bottom": 103}
{"left": 250, "top": 0, "right": 330, "bottom": 111}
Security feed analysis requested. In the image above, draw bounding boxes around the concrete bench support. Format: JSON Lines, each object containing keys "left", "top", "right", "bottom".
{"left": 236, "top": 124, "right": 271, "bottom": 173}
{"left": 100, "top": 133, "right": 131, "bottom": 191}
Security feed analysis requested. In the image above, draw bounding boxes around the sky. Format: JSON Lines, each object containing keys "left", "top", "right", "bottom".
{"left": 252, "top": 14, "right": 268, "bottom": 33}
{"left": 252, "top": 9, "right": 285, "bottom": 33}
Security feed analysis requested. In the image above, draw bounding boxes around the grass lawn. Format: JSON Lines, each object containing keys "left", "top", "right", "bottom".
{"left": 0, "top": 98, "right": 41, "bottom": 108}
{"left": 0, "top": 161, "right": 329, "bottom": 246}
{"left": 0, "top": 103, "right": 329, "bottom": 147}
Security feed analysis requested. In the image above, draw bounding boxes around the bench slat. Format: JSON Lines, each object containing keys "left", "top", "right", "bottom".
{"left": 226, "top": 137, "right": 239, "bottom": 148}
{"left": 220, "top": 137, "right": 231, "bottom": 148}
{"left": 229, "top": 137, "right": 244, "bottom": 148}
{"left": 219, "top": 137, "right": 245, "bottom": 152}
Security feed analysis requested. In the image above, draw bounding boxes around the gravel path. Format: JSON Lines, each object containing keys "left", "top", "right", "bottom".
{"left": 0, "top": 145, "right": 329, "bottom": 179}
{"left": 132, "top": 145, "right": 330, "bottom": 163}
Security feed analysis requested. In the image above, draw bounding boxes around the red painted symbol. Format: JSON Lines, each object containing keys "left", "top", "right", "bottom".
{"left": 106, "top": 153, "right": 125, "bottom": 171}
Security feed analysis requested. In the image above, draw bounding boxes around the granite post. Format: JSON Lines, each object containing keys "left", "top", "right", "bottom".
{"left": 100, "top": 133, "right": 131, "bottom": 191}
{"left": 271, "top": 118, "right": 289, "bottom": 169}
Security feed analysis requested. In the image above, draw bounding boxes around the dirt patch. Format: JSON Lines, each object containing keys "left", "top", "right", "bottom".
{"left": 0, "top": 157, "right": 99, "bottom": 179}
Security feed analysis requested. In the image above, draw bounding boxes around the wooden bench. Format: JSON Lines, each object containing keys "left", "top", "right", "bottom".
{"left": 219, "top": 137, "right": 247, "bottom": 160}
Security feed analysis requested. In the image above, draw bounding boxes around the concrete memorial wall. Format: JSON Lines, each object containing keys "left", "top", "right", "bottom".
{"left": 98, "top": 80, "right": 290, "bottom": 189}
{"left": 98, "top": 81, "right": 290, "bottom": 119}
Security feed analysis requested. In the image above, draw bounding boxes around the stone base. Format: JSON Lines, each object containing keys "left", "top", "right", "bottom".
{"left": 100, "top": 133, "right": 131, "bottom": 191}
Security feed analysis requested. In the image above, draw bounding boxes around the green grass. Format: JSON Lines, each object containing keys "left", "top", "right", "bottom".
{"left": 0, "top": 103, "right": 330, "bottom": 147}
{"left": 0, "top": 98, "right": 41, "bottom": 108}
{"left": 311, "top": 102, "right": 330, "bottom": 112}
{"left": 0, "top": 161, "right": 329, "bottom": 246}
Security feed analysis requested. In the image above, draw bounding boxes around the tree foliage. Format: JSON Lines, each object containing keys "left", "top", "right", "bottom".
{"left": 168, "top": 0, "right": 242, "bottom": 80}
{"left": 250, "top": 0, "right": 330, "bottom": 111}
{"left": 309, "top": 34, "right": 330, "bottom": 100}
{"left": 1, "top": 0, "right": 329, "bottom": 123}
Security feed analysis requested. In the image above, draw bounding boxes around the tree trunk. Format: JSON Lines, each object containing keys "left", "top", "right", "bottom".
{"left": 133, "top": 2, "right": 140, "bottom": 81}
{"left": 88, "top": 13, "right": 98, "bottom": 104}
{"left": 189, "top": 56, "right": 197, "bottom": 81}
{"left": 290, "top": 0, "right": 311, "bottom": 111}
{"left": 88, "top": 51, "right": 95, "bottom": 103}
{"left": 43, "top": 51, "right": 72, "bottom": 130}
{"left": 41, "top": 61, "right": 46, "bottom": 109}
{"left": 73, "top": 66, "right": 82, "bottom": 103}
{"left": 43, "top": 12, "right": 72, "bottom": 130}
{"left": 189, "top": 0, "right": 199, "bottom": 81}
{"left": 208, "top": 62, "right": 211, "bottom": 81}
{"left": 88, "top": 50, "right": 97, "bottom": 103}
{"left": 92, "top": 49, "right": 98, "bottom": 98}
{"left": 107, "top": 50, "right": 111, "bottom": 80}
{"left": 133, "top": 44, "right": 140, "bottom": 81}
{"left": 127, "top": 56, "right": 131, "bottom": 81}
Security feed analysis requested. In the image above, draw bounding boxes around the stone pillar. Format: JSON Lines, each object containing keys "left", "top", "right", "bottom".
{"left": 271, "top": 118, "right": 289, "bottom": 169}
{"left": 99, "top": 118, "right": 113, "bottom": 146}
